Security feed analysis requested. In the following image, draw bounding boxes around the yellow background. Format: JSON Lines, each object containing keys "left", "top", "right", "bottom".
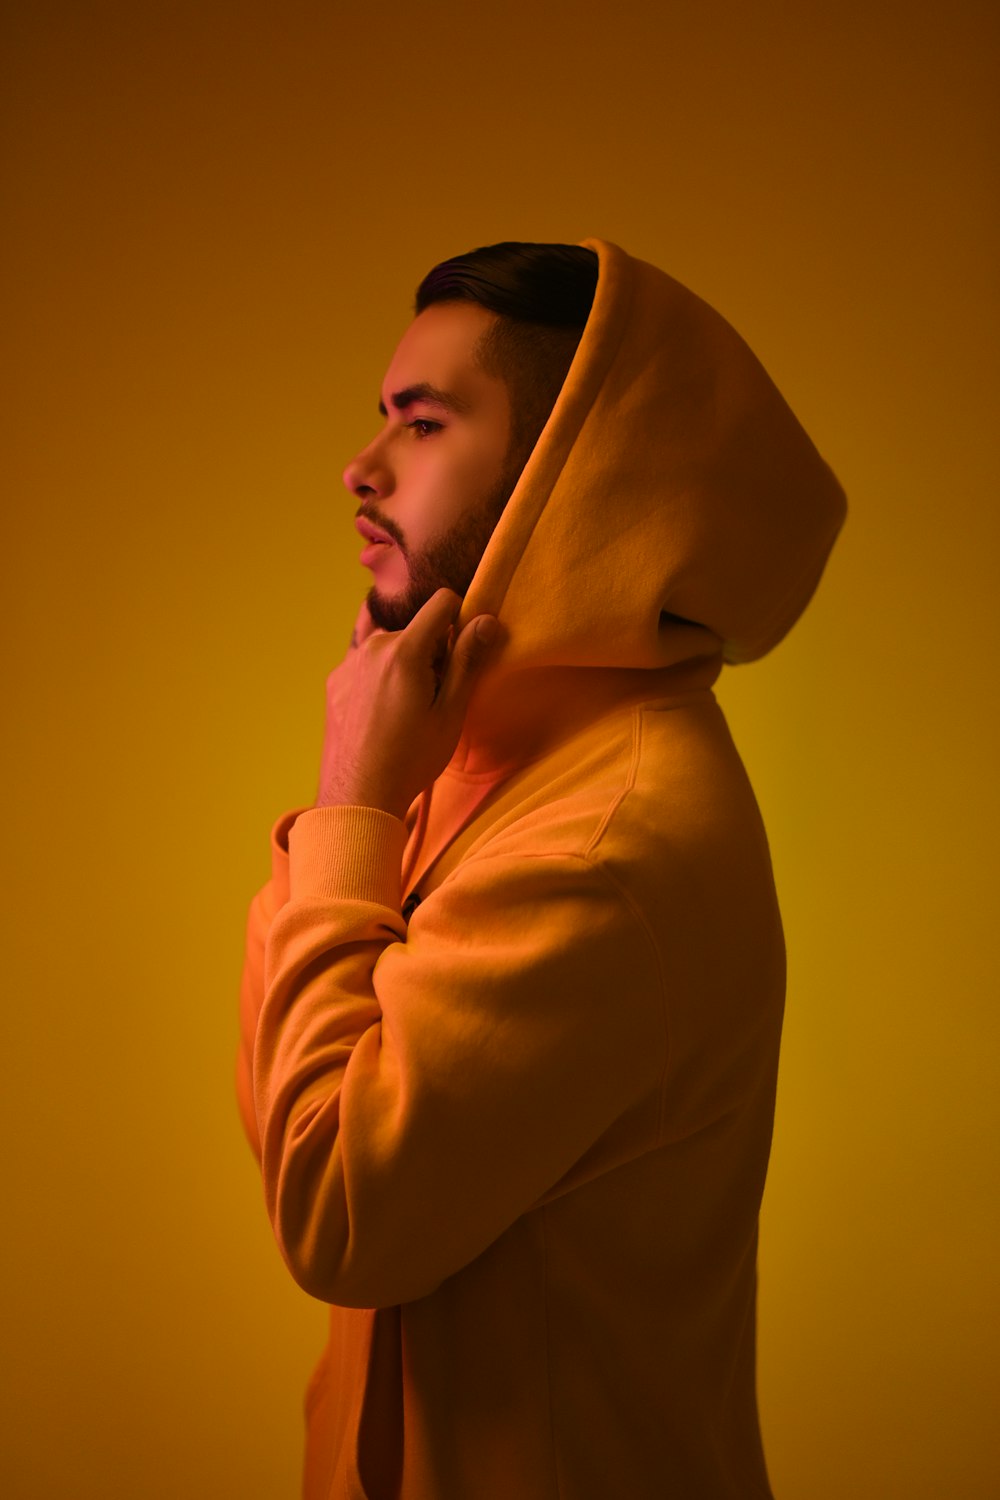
{"left": 3, "top": 1, "right": 997, "bottom": 1494}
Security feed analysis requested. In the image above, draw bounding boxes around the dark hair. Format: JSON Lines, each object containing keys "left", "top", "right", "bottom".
{"left": 415, "top": 241, "right": 599, "bottom": 467}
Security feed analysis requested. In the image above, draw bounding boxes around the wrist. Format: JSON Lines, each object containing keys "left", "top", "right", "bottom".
{"left": 317, "top": 772, "right": 409, "bottom": 822}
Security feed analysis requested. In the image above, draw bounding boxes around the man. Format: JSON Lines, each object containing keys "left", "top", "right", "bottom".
{"left": 238, "top": 239, "right": 846, "bottom": 1498}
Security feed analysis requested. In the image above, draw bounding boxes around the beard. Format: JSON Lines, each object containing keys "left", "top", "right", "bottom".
{"left": 362, "top": 464, "right": 518, "bottom": 633}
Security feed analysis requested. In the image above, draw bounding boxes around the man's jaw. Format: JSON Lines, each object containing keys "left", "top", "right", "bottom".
{"left": 355, "top": 469, "right": 511, "bottom": 632}
{"left": 366, "top": 581, "right": 423, "bottom": 633}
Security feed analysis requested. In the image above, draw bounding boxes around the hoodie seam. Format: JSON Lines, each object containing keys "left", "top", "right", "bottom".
{"left": 578, "top": 711, "right": 673, "bottom": 1146}
{"left": 443, "top": 845, "right": 671, "bottom": 1136}
{"left": 579, "top": 848, "right": 674, "bottom": 1150}
{"left": 582, "top": 708, "right": 642, "bottom": 858}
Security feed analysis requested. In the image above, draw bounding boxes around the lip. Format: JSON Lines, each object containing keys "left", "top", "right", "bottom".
{"left": 355, "top": 516, "right": 395, "bottom": 568}
{"left": 355, "top": 517, "right": 394, "bottom": 546}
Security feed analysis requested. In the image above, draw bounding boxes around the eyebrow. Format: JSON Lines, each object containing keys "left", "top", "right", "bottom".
{"left": 378, "top": 382, "right": 472, "bottom": 417}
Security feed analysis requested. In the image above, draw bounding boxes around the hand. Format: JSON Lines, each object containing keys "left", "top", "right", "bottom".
{"left": 316, "top": 599, "right": 377, "bottom": 806}
{"left": 317, "top": 590, "right": 499, "bottom": 819}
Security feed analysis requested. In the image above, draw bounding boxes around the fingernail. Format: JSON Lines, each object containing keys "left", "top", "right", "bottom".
{"left": 475, "top": 616, "right": 498, "bottom": 643}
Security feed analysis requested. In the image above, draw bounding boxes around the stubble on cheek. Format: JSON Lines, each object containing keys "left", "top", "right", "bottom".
{"left": 365, "top": 467, "right": 516, "bottom": 632}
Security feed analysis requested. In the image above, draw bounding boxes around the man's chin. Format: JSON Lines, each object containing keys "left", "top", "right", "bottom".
{"left": 366, "top": 583, "right": 428, "bottom": 633}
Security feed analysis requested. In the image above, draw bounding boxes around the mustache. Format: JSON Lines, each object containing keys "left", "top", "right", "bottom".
{"left": 355, "top": 503, "right": 409, "bottom": 556}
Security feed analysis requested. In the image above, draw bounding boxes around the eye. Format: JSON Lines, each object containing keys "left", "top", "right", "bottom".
{"left": 408, "top": 418, "right": 443, "bottom": 438}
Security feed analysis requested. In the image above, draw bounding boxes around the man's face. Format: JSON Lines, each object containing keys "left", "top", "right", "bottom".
{"left": 344, "top": 301, "right": 518, "bottom": 632}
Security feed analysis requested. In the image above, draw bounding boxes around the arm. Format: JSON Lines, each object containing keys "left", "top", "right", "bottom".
{"left": 254, "top": 809, "right": 666, "bottom": 1309}
{"left": 236, "top": 597, "right": 375, "bottom": 1159}
{"left": 236, "top": 811, "right": 299, "bottom": 1161}
{"left": 245, "top": 589, "right": 664, "bottom": 1305}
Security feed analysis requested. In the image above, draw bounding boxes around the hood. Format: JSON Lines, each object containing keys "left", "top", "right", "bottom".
{"left": 460, "top": 238, "right": 846, "bottom": 677}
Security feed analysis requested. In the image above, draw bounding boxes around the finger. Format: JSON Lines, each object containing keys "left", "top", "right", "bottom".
{"left": 390, "top": 589, "right": 459, "bottom": 703}
{"left": 438, "top": 614, "right": 499, "bottom": 711}
{"left": 401, "top": 589, "right": 462, "bottom": 664}
{"left": 407, "top": 588, "right": 461, "bottom": 637}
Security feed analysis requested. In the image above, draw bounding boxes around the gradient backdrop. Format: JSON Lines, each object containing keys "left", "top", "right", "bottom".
{"left": 3, "top": 1, "right": 998, "bottom": 1495}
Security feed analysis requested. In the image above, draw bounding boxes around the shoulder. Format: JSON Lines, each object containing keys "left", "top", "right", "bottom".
{"left": 459, "top": 692, "right": 765, "bottom": 872}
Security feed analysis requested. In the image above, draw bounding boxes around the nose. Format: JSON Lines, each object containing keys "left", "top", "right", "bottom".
{"left": 342, "top": 433, "right": 394, "bottom": 501}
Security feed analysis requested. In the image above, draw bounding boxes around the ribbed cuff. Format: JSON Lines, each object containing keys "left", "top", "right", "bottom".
{"left": 270, "top": 807, "right": 306, "bottom": 857}
{"left": 267, "top": 808, "right": 309, "bottom": 904}
{"left": 287, "top": 805, "right": 408, "bottom": 907}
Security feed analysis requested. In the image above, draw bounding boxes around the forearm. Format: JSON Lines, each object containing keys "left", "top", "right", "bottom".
{"left": 252, "top": 818, "right": 664, "bottom": 1310}
{"left": 235, "top": 808, "right": 306, "bottom": 1160}
{"left": 254, "top": 805, "right": 408, "bottom": 1302}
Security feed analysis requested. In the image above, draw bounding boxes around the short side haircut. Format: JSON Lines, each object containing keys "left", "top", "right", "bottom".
{"left": 415, "top": 242, "right": 599, "bottom": 467}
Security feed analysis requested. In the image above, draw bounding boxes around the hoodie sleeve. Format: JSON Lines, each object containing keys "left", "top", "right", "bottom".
{"left": 250, "top": 803, "right": 667, "bottom": 1310}
{"left": 236, "top": 809, "right": 305, "bottom": 1161}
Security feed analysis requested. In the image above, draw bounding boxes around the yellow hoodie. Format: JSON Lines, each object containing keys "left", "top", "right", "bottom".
{"left": 237, "top": 239, "right": 846, "bottom": 1498}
